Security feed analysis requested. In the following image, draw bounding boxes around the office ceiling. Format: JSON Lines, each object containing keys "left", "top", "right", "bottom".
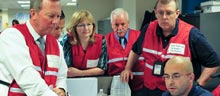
{"left": 0, "top": 0, "right": 72, "bottom": 10}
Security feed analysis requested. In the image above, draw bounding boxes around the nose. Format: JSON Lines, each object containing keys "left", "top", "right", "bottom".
{"left": 84, "top": 24, "right": 90, "bottom": 29}
{"left": 167, "top": 77, "right": 175, "bottom": 85}
{"left": 117, "top": 24, "right": 124, "bottom": 29}
{"left": 162, "top": 13, "right": 168, "bottom": 18}
{"left": 52, "top": 16, "right": 60, "bottom": 25}
{"left": 116, "top": 25, "right": 124, "bottom": 33}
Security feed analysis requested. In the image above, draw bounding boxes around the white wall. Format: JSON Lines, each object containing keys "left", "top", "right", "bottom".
{"left": 7, "top": 9, "right": 29, "bottom": 26}
{"left": 136, "top": 0, "right": 157, "bottom": 30}
{"left": 75, "top": 0, "right": 115, "bottom": 22}
{"left": 1, "top": 0, "right": 157, "bottom": 31}
{"left": 62, "top": 6, "right": 76, "bottom": 32}
{"left": 63, "top": 0, "right": 156, "bottom": 30}
{"left": 0, "top": 10, "right": 9, "bottom": 31}
{"left": 114, "top": 0, "right": 136, "bottom": 29}
{"left": 62, "top": 0, "right": 115, "bottom": 34}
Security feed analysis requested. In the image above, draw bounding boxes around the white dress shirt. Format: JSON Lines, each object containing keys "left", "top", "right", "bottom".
{"left": 0, "top": 20, "right": 67, "bottom": 96}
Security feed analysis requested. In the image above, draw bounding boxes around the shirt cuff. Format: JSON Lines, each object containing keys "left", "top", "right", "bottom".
{"left": 42, "top": 89, "right": 58, "bottom": 96}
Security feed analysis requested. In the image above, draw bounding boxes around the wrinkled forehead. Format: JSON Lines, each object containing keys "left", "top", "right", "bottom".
{"left": 156, "top": 0, "right": 177, "bottom": 11}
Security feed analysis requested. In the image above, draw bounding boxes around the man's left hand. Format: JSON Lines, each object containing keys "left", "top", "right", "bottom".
{"left": 53, "top": 88, "right": 66, "bottom": 96}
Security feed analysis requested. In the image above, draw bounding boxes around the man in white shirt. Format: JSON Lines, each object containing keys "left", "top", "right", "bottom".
{"left": 0, "top": 0, "right": 67, "bottom": 96}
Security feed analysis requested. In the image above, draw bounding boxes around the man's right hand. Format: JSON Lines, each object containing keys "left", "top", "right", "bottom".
{"left": 67, "top": 67, "right": 82, "bottom": 77}
{"left": 120, "top": 69, "right": 133, "bottom": 82}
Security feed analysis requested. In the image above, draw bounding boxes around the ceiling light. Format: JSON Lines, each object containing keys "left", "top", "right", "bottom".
{"left": 72, "top": 0, "right": 77, "bottom": 2}
{"left": 2, "top": 8, "right": 8, "bottom": 11}
{"left": 67, "top": 2, "right": 77, "bottom": 6}
{"left": 21, "top": 5, "right": 30, "bottom": 7}
{"left": 17, "top": 1, "right": 30, "bottom": 4}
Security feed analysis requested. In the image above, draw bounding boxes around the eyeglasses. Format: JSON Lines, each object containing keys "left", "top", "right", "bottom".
{"left": 77, "top": 23, "right": 93, "bottom": 28}
{"left": 156, "top": 10, "right": 176, "bottom": 17}
{"left": 163, "top": 73, "right": 191, "bottom": 80}
{"left": 114, "top": 23, "right": 126, "bottom": 27}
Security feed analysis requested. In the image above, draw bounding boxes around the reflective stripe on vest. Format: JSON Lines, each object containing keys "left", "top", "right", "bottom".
{"left": 145, "top": 63, "right": 153, "bottom": 70}
{"left": 34, "top": 66, "right": 42, "bottom": 71}
{"left": 44, "top": 71, "right": 58, "bottom": 76}
{"left": 108, "top": 57, "right": 128, "bottom": 63}
{"left": 10, "top": 87, "right": 25, "bottom": 93}
{"left": 138, "top": 56, "right": 145, "bottom": 60}
{"left": 143, "top": 48, "right": 162, "bottom": 55}
{"left": 133, "top": 72, "right": 144, "bottom": 75}
{"left": 143, "top": 48, "right": 190, "bottom": 60}
{"left": 108, "top": 56, "right": 145, "bottom": 63}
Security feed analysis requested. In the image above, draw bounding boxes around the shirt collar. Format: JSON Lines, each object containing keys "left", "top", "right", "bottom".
{"left": 26, "top": 20, "right": 45, "bottom": 41}
{"left": 156, "top": 19, "right": 179, "bottom": 37}
{"left": 167, "top": 83, "right": 196, "bottom": 96}
{"left": 115, "top": 28, "right": 130, "bottom": 40}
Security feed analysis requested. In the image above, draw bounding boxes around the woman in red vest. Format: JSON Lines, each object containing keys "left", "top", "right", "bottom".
{"left": 62, "top": 10, "right": 107, "bottom": 77}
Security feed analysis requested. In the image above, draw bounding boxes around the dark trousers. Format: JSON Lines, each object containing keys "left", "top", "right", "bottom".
{"left": 132, "top": 87, "right": 164, "bottom": 96}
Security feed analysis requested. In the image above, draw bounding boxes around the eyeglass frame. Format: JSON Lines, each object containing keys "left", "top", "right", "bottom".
{"left": 76, "top": 23, "right": 94, "bottom": 28}
{"left": 155, "top": 9, "right": 179, "bottom": 18}
{"left": 163, "top": 73, "right": 192, "bottom": 80}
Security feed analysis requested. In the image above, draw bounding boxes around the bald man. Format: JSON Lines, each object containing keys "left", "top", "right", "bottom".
{"left": 162, "top": 56, "right": 212, "bottom": 96}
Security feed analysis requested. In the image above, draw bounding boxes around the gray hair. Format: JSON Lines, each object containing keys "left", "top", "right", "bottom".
{"left": 30, "top": 0, "right": 60, "bottom": 12}
{"left": 110, "top": 8, "right": 129, "bottom": 23}
{"left": 30, "top": 0, "right": 42, "bottom": 12}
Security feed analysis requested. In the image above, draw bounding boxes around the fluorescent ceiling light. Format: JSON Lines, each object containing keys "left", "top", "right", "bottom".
{"left": 17, "top": 1, "right": 30, "bottom": 4}
{"left": 2, "top": 8, "right": 8, "bottom": 11}
{"left": 21, "top": 5, "right": 30, "bottom": 7}
{"left": 72, "top": 0, "right": 77, "bottom": 2}
{"left": 67, "top": 2, "right": 77, "bottom": 6}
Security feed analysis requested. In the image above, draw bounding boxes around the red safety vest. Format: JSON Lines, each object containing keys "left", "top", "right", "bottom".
{"left": 142, "top": 19, "right": 192, "bottom": 91}
{"left": 106, "top": 29, "right": 145, "bottom": 91}
{"left": 70, "top": 33, "right": 103, "bottom": 69}
{"left": 8, "top": 24, "right": 60, "bottom": 96}
{"left": 212, "top": 85, "right": 220, "bottom": 96}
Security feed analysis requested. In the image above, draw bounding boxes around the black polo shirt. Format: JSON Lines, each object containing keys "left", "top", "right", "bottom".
{"left": 132, "top": 19, "right": 220, "bottom": 80}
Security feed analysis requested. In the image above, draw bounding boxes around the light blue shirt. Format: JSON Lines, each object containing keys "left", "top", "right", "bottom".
{"left": 115, "top": 28, "right": 130, "bottom": 49}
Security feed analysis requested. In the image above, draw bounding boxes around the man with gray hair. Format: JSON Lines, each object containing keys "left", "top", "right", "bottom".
{"left": 0, "top": 0, "right": 67, "bottom": 96}
{"left": 106, "top": 8, "right": 145, "bottom": 96}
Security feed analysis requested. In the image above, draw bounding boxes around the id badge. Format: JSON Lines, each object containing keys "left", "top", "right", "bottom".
{"left": 152, "top": 60, "right": 164, "bottom": 76}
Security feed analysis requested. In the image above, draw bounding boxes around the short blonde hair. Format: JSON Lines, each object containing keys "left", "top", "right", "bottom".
{"left": 66, "top": 10, "right": 96, "bottom": 45}
{"left": 156, "top": 0, "right": 179, "bottom": 10}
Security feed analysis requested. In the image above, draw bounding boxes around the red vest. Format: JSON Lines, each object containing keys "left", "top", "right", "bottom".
{"left": 106, "top": 29, "right": 145, "bottom": 91}
{"left": 142, "top": 20, "right": 192, "bottom": 91}
{"left": 8, "top": 24, "right": 60, "bottom": 96}
{"left": 212, "top": 85, "right": 220, "bottom": 96}
{"left": 70, "top": 34, "right": 103, "bottom": 69}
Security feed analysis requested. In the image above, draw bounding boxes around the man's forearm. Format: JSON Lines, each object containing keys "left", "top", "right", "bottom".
{"left": 197, "top": 67, "right": 219, "bottom": 86}
{"left": 125, "top": 51, "right": 139, "bottom": 70}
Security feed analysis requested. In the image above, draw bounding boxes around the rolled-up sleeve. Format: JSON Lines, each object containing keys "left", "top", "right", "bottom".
{"left": 189, "top": 27, "right": 220, "bottom": 67}
{"left": 56, "top": 43, "right": 68, "bottom": 91}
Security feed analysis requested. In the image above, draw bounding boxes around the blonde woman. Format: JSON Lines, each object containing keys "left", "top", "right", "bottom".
{"left": 62, "top": 10, "right": 107, "bottom": 77}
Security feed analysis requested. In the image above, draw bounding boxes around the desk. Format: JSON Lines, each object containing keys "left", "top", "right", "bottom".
{"left": 97, "top": 76, "right": 113, "bottom": 95}
{"left": 67, "top": 76, "right": 113, "bottom": 96}
{"left": 67, "top": 77, "right": 98, "bottom": 96}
